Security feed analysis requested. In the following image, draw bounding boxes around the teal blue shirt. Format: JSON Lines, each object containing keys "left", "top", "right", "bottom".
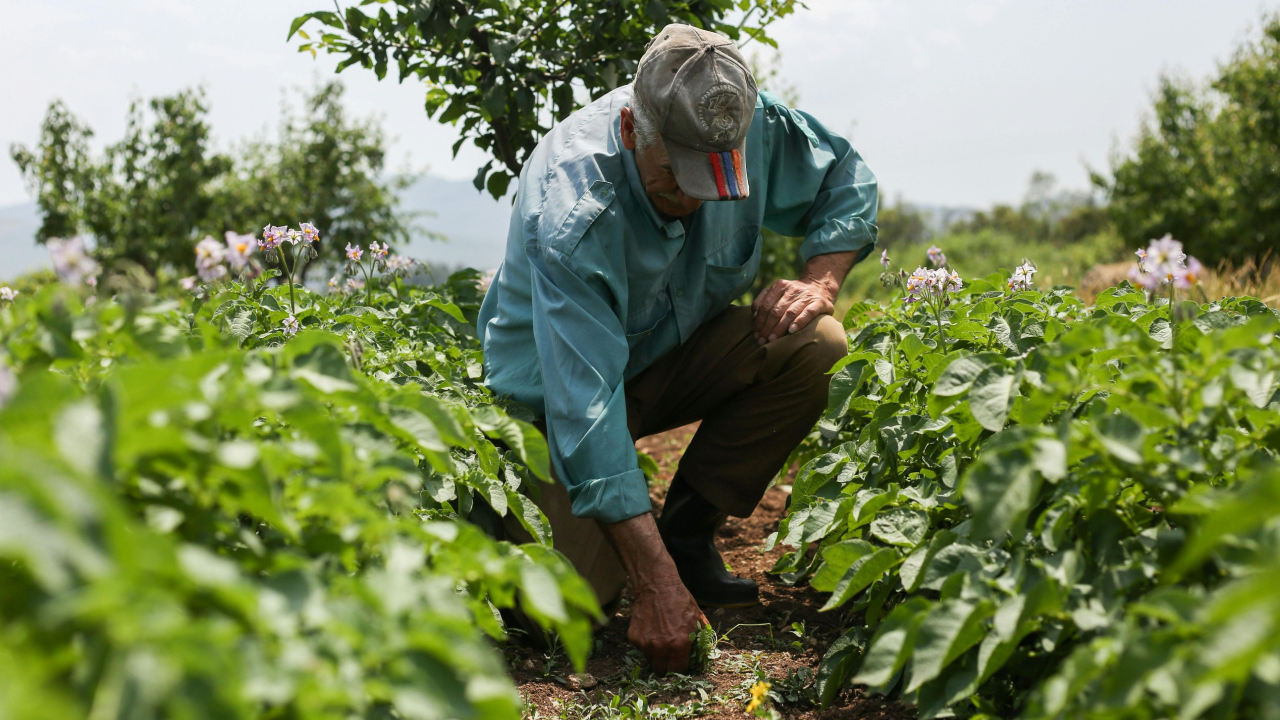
{"left": 477, "top": 85, "right": 877, "bottom": 524}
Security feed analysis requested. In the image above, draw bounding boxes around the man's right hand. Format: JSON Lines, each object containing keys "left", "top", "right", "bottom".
{"left": 602, "top": 512, "right": 709, "bottom": 673}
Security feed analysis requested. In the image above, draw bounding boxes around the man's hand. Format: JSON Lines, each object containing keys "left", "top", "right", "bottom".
{"left": 752, "top": 251, "right": 856, "bottom": 344}
{"left": 602, "top": 513, "right": 708, "bottom": 673}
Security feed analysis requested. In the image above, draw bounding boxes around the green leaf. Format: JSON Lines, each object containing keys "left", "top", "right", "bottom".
{"left": 815, "top": 627, "right": 868, "bottom": 707}
{"left": 934, "top": 355, "right": 990, "bottom": 397}
{"left": 814, "top": 541, "right": 900, "bottom": 610}
{"left": 519, "top": 563, "right": 567, "bottom": 624}
{"left": 963, "top": 438, "right": 1041, "bottom": 541}
{"left": 471, "top": 406, "right": 551, "bottom": 481}
{"left": 1092, "top": 411, "right": 1145, "bottom": 465}
{"left": 871, "top": 507, "right": 930, "bottom": 547}
{"left": 853, "top": 598, "right": 932, "bottom": 687}
{"left": 906, "top": 599, "right": 995, "bottom": 693}
{"left": 968, "top": 366, "right": 1017, "bottom": 431}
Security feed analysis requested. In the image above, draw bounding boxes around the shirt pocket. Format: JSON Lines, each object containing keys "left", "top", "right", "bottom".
{"left": 703, "top": 224, "right": 763, "bottom": 308}
{"left": 625, "top": 290, "right": 672, "bottom": 347}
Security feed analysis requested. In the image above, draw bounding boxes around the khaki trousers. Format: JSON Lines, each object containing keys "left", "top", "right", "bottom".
{"left": 504, "top": 306, "right": 848, "bottom": 609}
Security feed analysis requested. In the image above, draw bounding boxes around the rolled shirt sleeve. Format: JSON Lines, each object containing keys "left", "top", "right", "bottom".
{"left": 527, "top": 243, "right": 653, "bottom": 524}
{"left": 759, "top": 98, "right": 879, "bottom": 264}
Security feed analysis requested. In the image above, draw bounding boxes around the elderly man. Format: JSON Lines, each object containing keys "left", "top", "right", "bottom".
{"left": 478, "top": 24, "right": 877, "bottom": 672}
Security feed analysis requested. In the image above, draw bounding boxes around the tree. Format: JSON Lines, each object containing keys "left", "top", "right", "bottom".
{"left": 13, "top": 90, "right": 230, "bottom": 273}
{"left": 290, "top": 0, "right": 801, "bottom": 198}
{"left": 211, "top": 82, "right": 417, "bottom": 278}
{"left": 11, "top": 83, "right": 412, "bottom": 276}
{"left": 1099, "top": 13, "right": 1280, "bottom": 268}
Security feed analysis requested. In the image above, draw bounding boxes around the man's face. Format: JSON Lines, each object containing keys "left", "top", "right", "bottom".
{"left": 620, "top": 106, "right": 703, "bottom": 219}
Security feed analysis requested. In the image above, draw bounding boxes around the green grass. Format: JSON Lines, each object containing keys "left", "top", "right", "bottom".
{"left": 838, "top": 229, "right": 1127, "bottom": 311}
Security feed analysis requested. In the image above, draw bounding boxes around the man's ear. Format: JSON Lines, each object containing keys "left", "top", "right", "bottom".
{"left": 620, "top": 106, "right": 637, "bottom": 151}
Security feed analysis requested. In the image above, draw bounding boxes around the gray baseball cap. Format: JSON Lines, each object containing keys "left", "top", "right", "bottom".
{"left": 633, "top": 24, "right": 758, "bottom": 202}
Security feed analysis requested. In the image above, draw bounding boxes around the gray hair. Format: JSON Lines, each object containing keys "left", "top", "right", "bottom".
{"left": 629, "top": 90, "right": 663, "bottom": 152}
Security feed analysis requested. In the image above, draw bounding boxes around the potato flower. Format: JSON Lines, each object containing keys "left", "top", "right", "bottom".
{"left": 345, "top": 243, "right": 363, "bottom": 262}
{"left": 224, "top": 232, "right": 257, "bottom": 270}
{"left": 1, "top": 286, "right": 17, "bottom": 303}
{"left": 261, "top": 225, "right": 286, "bottom": 252}
{"left": 927, "top": 245, "right": 946, "bottom": 267}
{"left": 1008, "top": 262, "right": 1036, "bottom": 291}
{"left": 48, "top": 237, "right": 100, "bottom": 286}
{"left": 1174, "top": 256, "right": 1204, "bottom": 288}
{"left": 368, "top": 241, "right": 389, "bottom": 263}
{"left": 347, "top": 277, "right": 365, "bottom": 290}
{"left": 880, "top": 248, "right": 890, "bottom": 269}
{"left": 281, "top": 315, "right": 300, "bottom": 337}
{"left": 195, "top": 236, "right": 228, "bottom": 282}
{"left": 300, "top": 222, "right": 320, "bottom": 244}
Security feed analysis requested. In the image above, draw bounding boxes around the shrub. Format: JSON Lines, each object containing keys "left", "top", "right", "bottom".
{"left": 775, "top": 247, "right": 1280, "bottom": 718}
{"left": 0, "top": 262, "right": 597, "bottom": 719}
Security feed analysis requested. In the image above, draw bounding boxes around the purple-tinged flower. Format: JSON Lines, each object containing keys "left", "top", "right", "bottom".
{"left": 880, "top": 248, "right": 891, "bottom": 269}
{"left": 368, "top": 241, "right": 389, "bottom": 264}
{"left": 385, "top": 255, "right": 414, "bottom": 273}
{"left": 1008, "top": 262, "right": 1036, "bottom": 292}
{"left": 1145, "top": 234, "right": 1185, "bottom": 275}
{"left": 927, "top": 245, "right": 946, "bottom": 268}
{"left": 48, "top": 237, "right": 100, "bottom": 286}
{"left": 1174, "top": 256, "right": 1204, "bottom": 288}
{"left": 224, "top": 232, "right": 257, "bottom": 270}
{"left": 478, "top": 268, "right": 498, "bottom": 293}
{"left": 179, "top": 276, "right": 199, "bottom": 292}
{"left": 945, "top": 269, "right": 963, "bottom": 293}
{"left": 347, "top": 277, "right": 365, "bottom": 290}
{"left": 286, "top": 228, "right": 303, "bottom": 245}
{"left": 1134, "top": 248, "right": 1147, "bottom": 271}
{"left": 0, "top": 286, "right": 16, "bottom": 302}
{"left": 345, "top": 243, "right": 363, "bottom": 262}
{"left": 1128, "top": 264, "right": 1160, "bottom": 290}
{"left": 281, "top": 315, "right": 300, "bottom": 336}
{"left": 261, "top": 225, "right": 287, "bottom": 252}
{"left": 328, "top": 276, "right": 341, "bottom": 290}
{"left": 195, "top": 236, "right": 228, "bottom": 282}
{"left": 299, "top": 222, "right": 320, "bottom": 244}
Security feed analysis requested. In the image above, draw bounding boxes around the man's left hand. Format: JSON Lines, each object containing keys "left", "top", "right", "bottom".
{"left": 751, "top": 251, "right": 857, "bottom": 344}
{"left": 751, "top": 278, "right": 837, "bottom": 344}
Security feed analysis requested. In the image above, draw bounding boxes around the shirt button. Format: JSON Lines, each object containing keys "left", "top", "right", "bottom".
{"left": 675, "top": 288, "right": 684, "bottom": 297}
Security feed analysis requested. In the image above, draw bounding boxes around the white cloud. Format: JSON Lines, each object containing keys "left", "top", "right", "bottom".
{"left": 134, "top": 0, "right": 204, "bottom": 25}
{"left": 966, "top": 3, "right": 1001, "bottom": 26}
{"left": 928, "top": 28, "right": 963, "bottom": 48}
{"left": 906, "top": 37, "right": 930, "bottom": 70}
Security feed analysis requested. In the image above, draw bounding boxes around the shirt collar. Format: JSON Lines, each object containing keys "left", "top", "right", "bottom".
{"left": 617, "top": 119, "right": 686, "bottom": 240}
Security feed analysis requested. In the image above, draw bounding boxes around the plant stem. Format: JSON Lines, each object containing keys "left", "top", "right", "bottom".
{"left": 279, "top": 246, "right": 297, "bottom": 316}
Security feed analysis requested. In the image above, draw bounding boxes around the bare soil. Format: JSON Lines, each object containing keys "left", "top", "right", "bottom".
{"left": 508, "top": 423, "right": 914, "bottom": 719}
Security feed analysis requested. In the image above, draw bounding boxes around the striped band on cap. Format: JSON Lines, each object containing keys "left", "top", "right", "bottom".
{"left": 708, "top": 150, "right": 749, "bottom": 201}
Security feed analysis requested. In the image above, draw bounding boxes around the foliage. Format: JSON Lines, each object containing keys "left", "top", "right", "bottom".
{"left": 1099, "top": 13, "right": 1280, "bottom": 268}
{"left": 10, "top": 83, "right": 412, "bottom": 276}
{"left": 290, "top": 0, "right": 802, "bottom": 198}
{"left": 11, "top": 90, "right": 229, "bottom": 273}
{"left": 0, "top": 268, "right": 601, "bottom": 719}
{"left": 952, "top": 171, "right": 1110, "bottom": 247}
{"left": 772, "top": 249, "right": 1280, "bottom": 718}
{"left": 211, "top": 82, "right": 419, "bottom": 279}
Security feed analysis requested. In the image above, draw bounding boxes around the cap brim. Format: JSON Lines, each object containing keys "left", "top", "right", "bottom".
{"left": 664, "top": 137, "right": 751, "bottom": 202}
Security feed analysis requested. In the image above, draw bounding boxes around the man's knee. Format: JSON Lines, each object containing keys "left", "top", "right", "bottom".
{"left": 807, "top": 314, "right": 849, "bottom": 375}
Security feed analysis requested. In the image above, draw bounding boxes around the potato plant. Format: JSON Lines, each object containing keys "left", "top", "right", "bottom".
{"left": 0, "top": 267, "right": 599, "bottom": 720}
{"left": 775, "top": 263, "right": 1280, "bottom": 718}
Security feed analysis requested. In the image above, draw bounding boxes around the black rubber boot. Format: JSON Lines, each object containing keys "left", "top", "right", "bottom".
{"left": 656, "top": 475, "right": 760, "bottom": 608}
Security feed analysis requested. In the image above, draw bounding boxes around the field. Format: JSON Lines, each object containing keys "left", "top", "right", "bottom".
{"left": 3, "top": 230, "right": 1278, "bottom": 720}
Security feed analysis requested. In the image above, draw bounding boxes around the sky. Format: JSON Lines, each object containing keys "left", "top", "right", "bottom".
{"left": 1, "top": 0, "right": 1277, "bottom": 210}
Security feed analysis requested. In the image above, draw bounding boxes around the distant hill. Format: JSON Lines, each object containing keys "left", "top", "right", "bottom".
{"left": 0, "top": 174, "right": 515, "bottom": 283}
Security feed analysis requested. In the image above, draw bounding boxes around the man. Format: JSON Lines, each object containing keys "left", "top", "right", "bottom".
{"left": 477, "top": 24, "right": 877, "bottom": 672}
